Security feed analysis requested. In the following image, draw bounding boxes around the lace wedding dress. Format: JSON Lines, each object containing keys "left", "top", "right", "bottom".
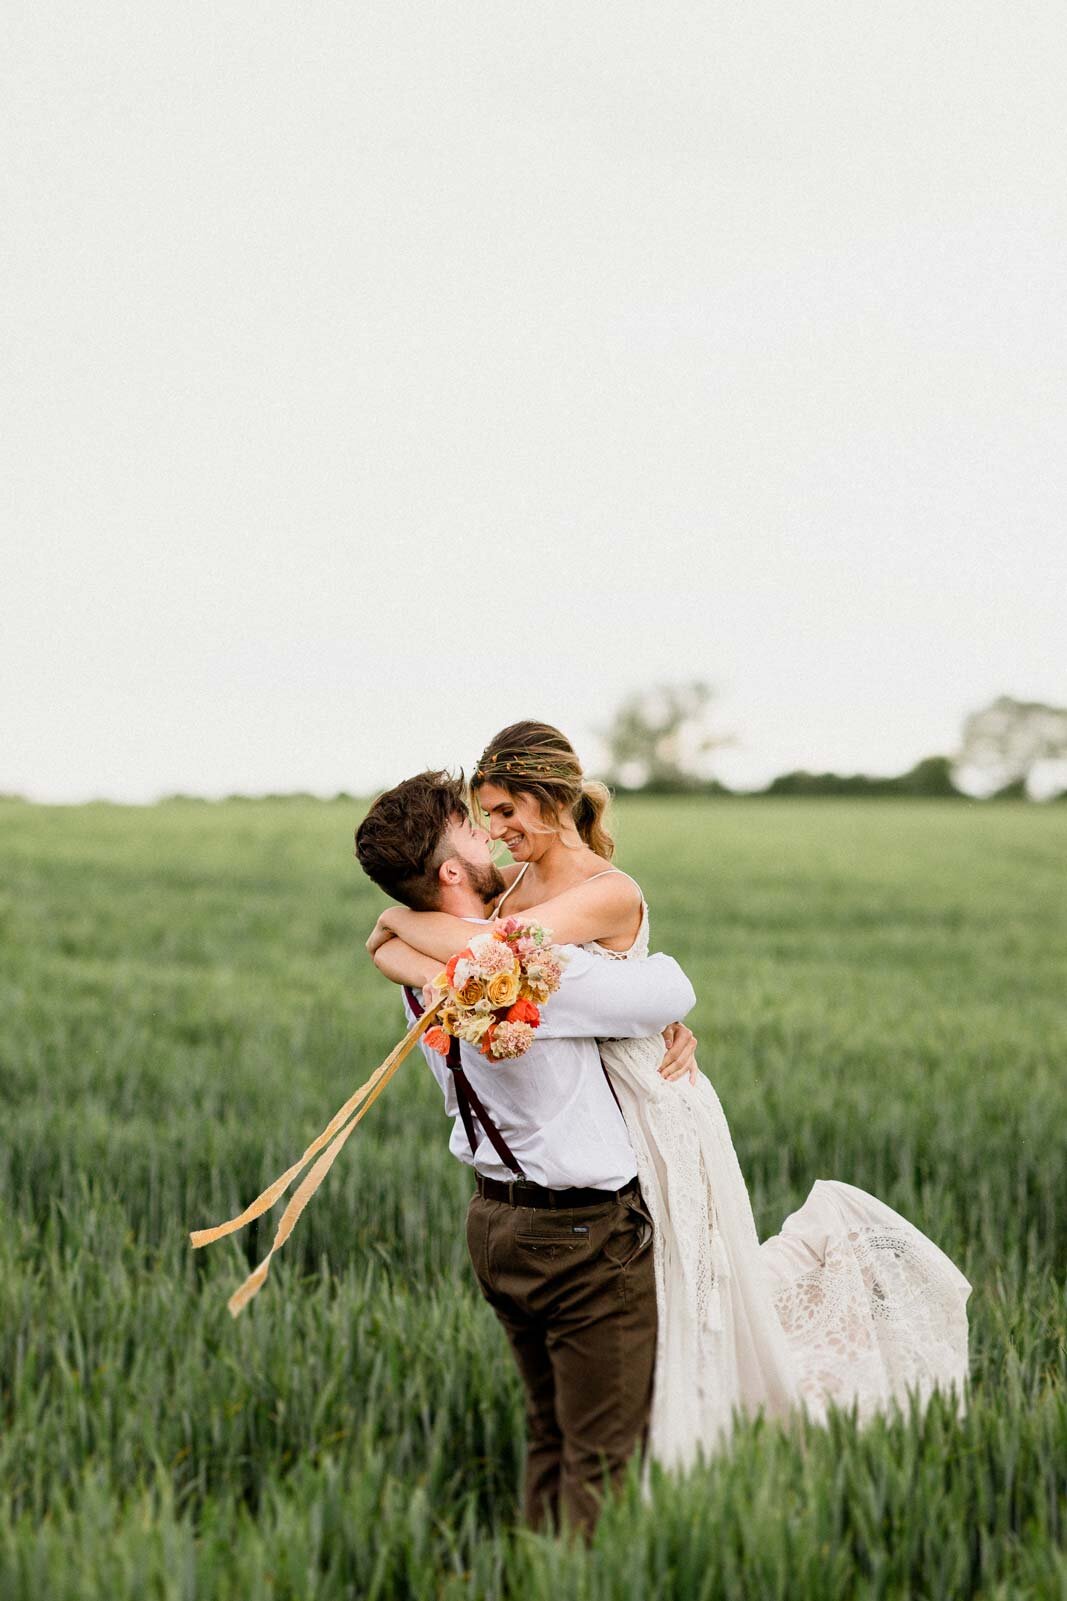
{"left": 580, "top": 882, "right": 973, "bottom": 1473}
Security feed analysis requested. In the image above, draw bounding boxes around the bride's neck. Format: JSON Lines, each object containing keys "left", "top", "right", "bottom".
{"left": 525, "top": 832, "right": 597, "bottom": 894}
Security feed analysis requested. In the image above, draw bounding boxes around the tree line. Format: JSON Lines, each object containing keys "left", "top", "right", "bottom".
{"left": 598, "top": 686, "right": 1067, "bottom": 801}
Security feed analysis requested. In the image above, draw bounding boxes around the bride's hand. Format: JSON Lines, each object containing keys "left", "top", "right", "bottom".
{"left": 366, "top": 914, "right": 397, "bottom": 955}
{"left": 658, "top": 1022, "right": 698, "bottom": 1086}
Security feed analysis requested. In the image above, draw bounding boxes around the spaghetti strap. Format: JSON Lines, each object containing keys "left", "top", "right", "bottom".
{"left": 492, "top": 860, "right": 531, "bottom": 916}
{"left": 492, "top": 862, "right": 643, "bottom": 918}
{"left": 584, "top": 868, "right": 644, "bottom": 895}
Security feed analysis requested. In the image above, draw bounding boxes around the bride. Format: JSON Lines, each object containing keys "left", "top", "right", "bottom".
{"left": 367, "top": 720, "right": 972, "bottom": 1471}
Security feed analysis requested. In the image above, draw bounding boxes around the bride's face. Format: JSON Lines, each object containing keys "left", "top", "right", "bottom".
{"left": 476, "top": 781, "right": 559, "bottom": 863}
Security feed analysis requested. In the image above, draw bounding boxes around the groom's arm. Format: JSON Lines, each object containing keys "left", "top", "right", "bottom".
{"left": 535, "top": 947, "right": 696, "bottom": 1041}
{"left": 371, "top": 914, "right": 490, "bottom": 989}
{"left": 371, "top": 938, "right": 441, "bottom": 990}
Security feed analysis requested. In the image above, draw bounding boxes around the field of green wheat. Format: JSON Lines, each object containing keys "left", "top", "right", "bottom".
{"left": 0, "top": 795, "right": 1064, "bottom": 1599}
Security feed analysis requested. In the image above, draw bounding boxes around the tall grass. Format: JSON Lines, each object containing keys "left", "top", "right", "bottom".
{"left": 0, "top": 796, "right": 1063, "bottom": 1597}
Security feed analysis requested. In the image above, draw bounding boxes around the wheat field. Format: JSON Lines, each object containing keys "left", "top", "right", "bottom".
{"left": 1, "top": 795, "right": 1064, "bottom": 1599}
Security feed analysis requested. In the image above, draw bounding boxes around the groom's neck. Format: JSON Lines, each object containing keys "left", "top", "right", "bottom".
{"left": 436, "top": 885, "right": 491, "bottom": 921}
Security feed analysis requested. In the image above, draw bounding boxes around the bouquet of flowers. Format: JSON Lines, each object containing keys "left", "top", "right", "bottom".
{"left": 423, "top": 917, "right": 567, "bottom": 1060}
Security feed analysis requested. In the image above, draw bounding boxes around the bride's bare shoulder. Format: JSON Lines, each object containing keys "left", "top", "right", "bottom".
{"left": 572, "top": 864, "right": 644, "bottom": 948}
{"left": 498, "top": 863, "right": 526, "bottom": 887}
{"left": 571, "top": 860, "right": 644, "bottom": 911}
{"left": 579, "top": 862, "right": 643, "bottom": 901}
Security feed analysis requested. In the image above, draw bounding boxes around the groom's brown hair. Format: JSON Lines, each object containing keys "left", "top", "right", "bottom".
{"left": 354, "top": 770, "right": 468, "bottom": 910}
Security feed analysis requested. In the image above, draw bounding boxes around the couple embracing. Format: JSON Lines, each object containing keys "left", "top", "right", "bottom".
{"left": 355, "top": 720, "right": 971, "bottom": 1538}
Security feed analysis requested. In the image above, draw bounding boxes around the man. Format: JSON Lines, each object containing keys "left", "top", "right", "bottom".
{"left": 354, "top": 771, "right": 698, "bottom": 1536}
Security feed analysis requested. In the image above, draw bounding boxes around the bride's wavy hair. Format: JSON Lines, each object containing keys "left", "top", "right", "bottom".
{"left": 470, "top": 721, "right": 616, "bottom": 860}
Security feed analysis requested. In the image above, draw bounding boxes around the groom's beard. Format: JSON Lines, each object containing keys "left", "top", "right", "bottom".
{"left": 462, "top": 858, "right": 508, "bottom": 910}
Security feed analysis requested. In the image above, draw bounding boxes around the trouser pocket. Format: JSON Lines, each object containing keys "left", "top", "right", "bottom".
{"left": 602, "top": 1192, "right": 654, "bottom": 1271}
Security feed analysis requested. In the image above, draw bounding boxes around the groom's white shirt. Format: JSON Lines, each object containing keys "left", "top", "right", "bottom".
{"left": 402, "top": 918, "right": 696, "bottom": 1189}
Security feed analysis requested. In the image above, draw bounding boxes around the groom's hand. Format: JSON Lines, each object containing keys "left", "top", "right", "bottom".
{"left": 658, "top": 1022, "right": 698, "bottom": 1085}
{"left": 366, "top": 914, "right": 396, "bottom": 955}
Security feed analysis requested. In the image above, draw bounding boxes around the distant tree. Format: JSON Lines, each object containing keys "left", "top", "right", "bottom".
{"left": 763, "top": 755, "right": 963, "bottom": 798}
{"left": 763, "top": 770, "right": 897, "bottom": 797}
{"left": 957, "top": 696, "right": 1067, "bottom": 797}
{"left": 893, "top": 755, "right": 963, "bottom": 797}
{"left": 989, "top": 777, "right": 1029, "bottom": 802}
{"left": 598, "top": 681, "right": 731, "bottom": 793}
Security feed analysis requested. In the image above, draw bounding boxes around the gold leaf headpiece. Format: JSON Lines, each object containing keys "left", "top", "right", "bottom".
{"left": 473, "top": 750, "right": 577, "bottom": 786}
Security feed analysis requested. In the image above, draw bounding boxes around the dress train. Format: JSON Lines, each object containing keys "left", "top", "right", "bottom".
{"left": 584, "top": 912, "right": 971, "bottom": 1472}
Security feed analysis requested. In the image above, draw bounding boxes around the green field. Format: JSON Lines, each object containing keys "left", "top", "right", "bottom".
{"left": 1, "top": 795, "right": 1064, "bottom": 1599}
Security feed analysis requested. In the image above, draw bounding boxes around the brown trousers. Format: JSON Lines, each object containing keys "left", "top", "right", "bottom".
{"left": 465, "top": 1184, "right": 657, "bottom": 1536}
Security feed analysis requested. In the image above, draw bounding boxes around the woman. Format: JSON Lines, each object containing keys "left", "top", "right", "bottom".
{"left": 368, "top": 722, "right": 972, "bottom": 1471}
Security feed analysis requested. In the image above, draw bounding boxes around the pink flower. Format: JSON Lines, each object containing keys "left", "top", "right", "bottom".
{"left": 467, "top": 934, "right": 520, "bottom": 977}
{"left": 526, "top": 951, "right": 563, "bottom": 989}
{"left": 487, "top": 1020, "right": 536, "bottom": 1059}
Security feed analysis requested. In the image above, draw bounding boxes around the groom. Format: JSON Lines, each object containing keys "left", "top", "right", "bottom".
{"left": 355, "top": 771, "right": 697, "bottom": 1536}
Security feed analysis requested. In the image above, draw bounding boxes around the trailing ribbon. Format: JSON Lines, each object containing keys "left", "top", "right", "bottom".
{"left": 190, "top": 1000, "right": 442, "bottom": 1317}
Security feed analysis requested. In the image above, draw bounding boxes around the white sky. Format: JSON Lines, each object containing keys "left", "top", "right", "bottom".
{"left": 3, "top": 1, "right": 1064, "bottom": 802}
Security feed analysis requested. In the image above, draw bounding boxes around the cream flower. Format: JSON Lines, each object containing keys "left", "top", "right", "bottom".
{"left": 456, "top": 1013, "right": 493, "bottom": 1044}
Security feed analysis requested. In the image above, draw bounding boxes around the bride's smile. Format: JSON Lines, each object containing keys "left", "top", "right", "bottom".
{"left": 477, "top": 780, "right": 582, "bottom": 863}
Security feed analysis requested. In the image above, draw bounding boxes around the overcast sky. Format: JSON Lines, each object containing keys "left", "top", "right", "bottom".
{"left": 4, "top": 1, "right": 1064, "bottom": 802}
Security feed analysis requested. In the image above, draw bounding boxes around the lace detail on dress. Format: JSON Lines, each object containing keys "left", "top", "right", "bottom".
{"left": 761, "top": 1181, "right": 971, "bottom": 1427}
{"left": 583, "top": 898, "right": 972, "bottom": 1473}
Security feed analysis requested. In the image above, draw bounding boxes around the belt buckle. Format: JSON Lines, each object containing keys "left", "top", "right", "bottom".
{"left": 507, "top": 1178, "right": 536, "bottom": 1207}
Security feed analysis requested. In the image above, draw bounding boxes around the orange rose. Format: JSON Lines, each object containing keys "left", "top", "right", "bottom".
{"left": 486, "top": 970, "right": 521, "bottom": 1008}
{"left": 506, "top": 998, "right": 540, "bottom": 1027}
{"left": 423, "top": 1026, "right": 451, "bottom": 1055}
{"left": 458, "top": 976, "right": 487, "bottom": 1006}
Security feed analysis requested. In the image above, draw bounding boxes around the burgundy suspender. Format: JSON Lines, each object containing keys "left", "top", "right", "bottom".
{"left": 451, "top": 1055, "right": 529, "bottom": 1180}
{"left": 441, "top": 1035, "right": 481, "bottom": 1166}
{"left": 403, "top": 987, "right": 527, "bottom": 1180}
{"left": 601, "top": 1057, "right": 625, "bottom": 1116}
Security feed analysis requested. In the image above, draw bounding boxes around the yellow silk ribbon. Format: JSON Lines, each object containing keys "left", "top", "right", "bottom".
{"left": 190, "top": 1000, "right": 442, "bottom": 1317}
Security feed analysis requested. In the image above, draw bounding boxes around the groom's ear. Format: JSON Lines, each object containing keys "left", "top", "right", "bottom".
{"left": 437, "top": 855, "right": 464, "bottom": 889}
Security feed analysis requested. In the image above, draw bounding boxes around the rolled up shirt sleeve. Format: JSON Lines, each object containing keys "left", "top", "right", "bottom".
{"left": 534, "top": 946, "right": 697, "bottom": 1040}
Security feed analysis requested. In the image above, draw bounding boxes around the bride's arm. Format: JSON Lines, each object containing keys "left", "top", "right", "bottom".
{"left": 510, "top": 873, "right": 643, "bottom": 947}
{"left": 375, "top": 872, "right": 642, "bottom": 958}
{"left": 369, "top": 908, "right": 484, "bottom": 961}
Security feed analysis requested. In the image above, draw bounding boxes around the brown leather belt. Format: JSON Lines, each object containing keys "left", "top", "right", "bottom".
{"left": 475, "top": 1173, "right": 640, "bottom": 1209}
